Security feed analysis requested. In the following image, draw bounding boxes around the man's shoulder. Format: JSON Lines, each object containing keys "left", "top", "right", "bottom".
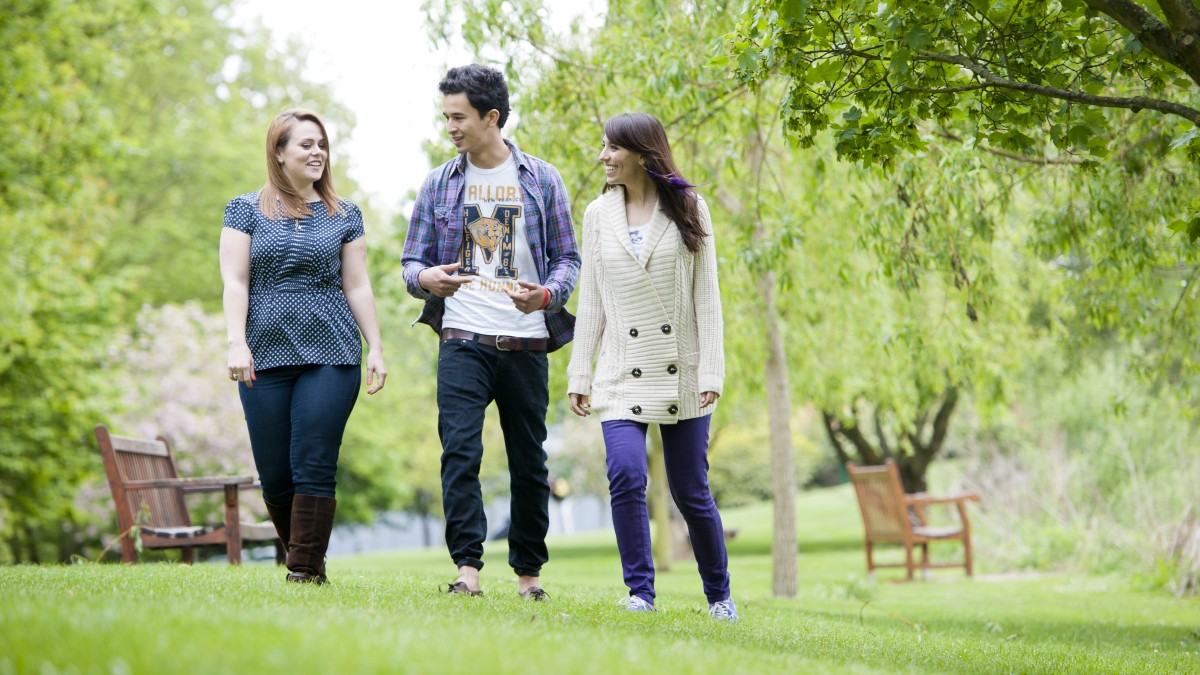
{"left": 518, "top": 151, "right": 562, "bottom": 179}
{"left": 424, "top": 155, "right": 464, "bottom": 185}
{"left": 508, "top": 142, "right": 562, "bottom": 182}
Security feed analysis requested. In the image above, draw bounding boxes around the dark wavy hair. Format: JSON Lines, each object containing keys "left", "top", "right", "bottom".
{"left": 439, "top": 64, "right": 511, "bottom": 128}
{"left": 603, "top": 112, "right": 706, "bottom": 253}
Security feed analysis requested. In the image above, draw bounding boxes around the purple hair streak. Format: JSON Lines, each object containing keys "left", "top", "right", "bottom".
{"left": 646, "top": 168, "right": 708, "bottom": 195}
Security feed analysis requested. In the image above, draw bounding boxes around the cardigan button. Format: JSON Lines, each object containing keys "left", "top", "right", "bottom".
{"left": 629, "top": 328, "right": 639, "bottom": 338}
{"left": 631, "top": 368, "right": 642, "bottom": 378}
{"left": 661, "top": 324, "right": 672, "bottom": 334}
{"left": 631, "top": 405, "right": 642, "bottom": 415}
{"left": 667, "top": 364, "right": 677, "bottom": 374}
{"left": 668, "top": 405, "right": 679, "bottom": 415}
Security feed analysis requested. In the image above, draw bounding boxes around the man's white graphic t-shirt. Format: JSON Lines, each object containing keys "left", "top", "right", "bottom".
{"left": 443, "top": 154, "right": 548, "bottom": 338}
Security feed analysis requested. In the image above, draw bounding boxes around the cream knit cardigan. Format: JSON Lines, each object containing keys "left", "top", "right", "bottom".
{"left": 567, "top": 187, "right": 725, "bottom": 424}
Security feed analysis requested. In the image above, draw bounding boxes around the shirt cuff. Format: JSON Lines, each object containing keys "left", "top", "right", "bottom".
{"left": 567, "top": 374, "right": 593, "bottom": 396}
{"left": 698, "top": 374, "right": 723, "bottom": 396}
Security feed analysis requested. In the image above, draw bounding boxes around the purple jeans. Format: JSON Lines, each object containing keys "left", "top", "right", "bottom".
{"left": 601, "top": 415, "right": 731, "bottom": 604}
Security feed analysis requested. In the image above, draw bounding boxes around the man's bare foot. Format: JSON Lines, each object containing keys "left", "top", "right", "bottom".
{"left": 457, "top": 565, "right": 481, "bottom": 590}
{"left": 445, "top": 565, "right": 482, "bottom": 595}
{"left": 517, "top": 575, "right": 548, "bottom": 601}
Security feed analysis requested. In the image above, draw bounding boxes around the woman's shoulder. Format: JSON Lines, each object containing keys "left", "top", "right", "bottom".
{"left": 335, "top": 198, "right": 362, "bottom": 216}
{"left": 228, "top": 191, "right": 260, "bottom": 205}
{"left": 224, "top": 191, "right": 264, "bottom": 219}
{"left": 586, "top": 188, "right": 623, "bottom": 216}
{"left": 584, "top": 197, "right": 603, "bottom": 219}
{"left": 223, "top": 192, "right": 264, "bottom": 231}
{"left": 225, "top": 191, "right": 263, "bottom": 214}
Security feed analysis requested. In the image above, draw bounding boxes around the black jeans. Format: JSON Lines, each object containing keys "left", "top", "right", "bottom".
{"left": 238, "top": 364, "right": 360, "bottom": 502}
{"left": 437, "top": 338, "right": 550, "bottom": 577}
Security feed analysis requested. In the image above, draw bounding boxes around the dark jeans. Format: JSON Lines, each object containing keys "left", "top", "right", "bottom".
{"left": 238, "top": 364, "right": 360, "bottom": 502}
{"left": 437, "top": 338, "right": 550, "bottom": 577}
{"left": 601, "top": 415, "right": 731, "bottom": 604}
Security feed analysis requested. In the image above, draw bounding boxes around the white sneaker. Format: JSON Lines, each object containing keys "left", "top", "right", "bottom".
{"left": 619, "top": 595, "right": 656, "bottom": 612}
{"left": 708, "top": 598, "right": 739, "bottom": 622}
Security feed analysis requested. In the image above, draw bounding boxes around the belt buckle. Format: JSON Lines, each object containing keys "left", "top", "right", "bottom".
{"left": 495, "top": 335, "right": 515, "bottom": 352}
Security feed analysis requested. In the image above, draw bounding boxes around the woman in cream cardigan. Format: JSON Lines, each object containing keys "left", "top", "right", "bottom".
{"left": 567, "top": 112, "right": 736, "bottom": 621}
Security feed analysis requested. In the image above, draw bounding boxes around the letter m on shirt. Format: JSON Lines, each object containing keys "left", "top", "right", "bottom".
{"left": 461, "top": 204, "right": 522, "bottom": 278}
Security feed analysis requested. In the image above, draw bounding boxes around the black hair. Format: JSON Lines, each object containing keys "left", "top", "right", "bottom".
{"left": 439, "top": 64, "right": 511, "bottom": 128}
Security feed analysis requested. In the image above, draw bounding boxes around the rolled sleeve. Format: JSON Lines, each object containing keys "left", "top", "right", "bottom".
{"left": 540, "top": 165, "right": 580, "bottom": 311}
{"left": 401, "top": 174, "right": 438, "bottom": 300}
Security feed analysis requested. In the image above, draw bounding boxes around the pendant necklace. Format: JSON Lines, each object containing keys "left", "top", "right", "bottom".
{"left": 294, "top": 218, "right": 303, "bottom": 232}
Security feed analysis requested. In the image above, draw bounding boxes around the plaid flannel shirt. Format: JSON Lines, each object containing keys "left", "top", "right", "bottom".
{"left": 401, "top": 139, "right": 580, "bottom": 352}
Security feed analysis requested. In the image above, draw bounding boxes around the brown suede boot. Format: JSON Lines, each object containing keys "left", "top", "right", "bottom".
{"left": 263, "top": 496, "right": 292, "bottom": 566}
{"left": 286, "top": 494, "right": 336, "bottom": 584}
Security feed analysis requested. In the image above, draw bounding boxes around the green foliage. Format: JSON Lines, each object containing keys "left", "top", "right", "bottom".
{"left": 1025, "top": 155, "right": 1200, "bottom": 382}
{"left": 0, "top": 0, "right": 364, "bottom": 562}
{"left": 958, "top": 347, "right": 1200, "bottom": 596}
{"left": 2, "top": 492, "right": 1198, "bottom": 673}
{"left": 730, "top": 1, "right": 1200, "bottom": 164}
{"left": 0, "top": 0, "right": 141, "bottom": 563}
{"left": 730, "top": 0, "right": 1200, "bottom": 382}
{"left": 708, "top": 408, "right": 827, "bottom": 507}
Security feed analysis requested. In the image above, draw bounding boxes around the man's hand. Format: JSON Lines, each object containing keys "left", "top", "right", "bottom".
{"left": 419, "top": 262, "right": 472, "bottom": 298}
{"left": 506, "top": 280, "right": 548, "bottom": 314}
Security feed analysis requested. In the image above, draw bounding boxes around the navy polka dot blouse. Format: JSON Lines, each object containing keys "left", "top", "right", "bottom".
{"left": 223, "top": 192, "right": 365, "bottom": 371}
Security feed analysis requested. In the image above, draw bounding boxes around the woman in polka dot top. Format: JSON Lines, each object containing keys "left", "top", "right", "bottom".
{"left": 219, "top": 109, "right": 387, "bottom": 585}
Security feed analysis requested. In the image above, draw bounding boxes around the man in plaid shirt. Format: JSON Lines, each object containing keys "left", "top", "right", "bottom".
{"left": 401, "top": 64, "right": 579, "bottom": 601}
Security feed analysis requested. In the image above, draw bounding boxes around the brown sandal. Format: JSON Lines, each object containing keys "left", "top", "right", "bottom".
{"left": 443, "top": 580, "right": 483, "bottom": 597}
{"left": 519, "top": 587, "right": 549, "bottom": 601}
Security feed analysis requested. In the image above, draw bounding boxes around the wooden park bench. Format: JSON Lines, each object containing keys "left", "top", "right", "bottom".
{"left": 846, "top": 458, "right": 980, "bottom": 580}
{"left": 95, "top": 424, "right": 283, "bottom": 564}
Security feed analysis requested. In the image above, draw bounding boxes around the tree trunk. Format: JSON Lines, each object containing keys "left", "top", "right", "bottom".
{"left": 825, "top": 387, "right": 959, "bottom": 493}
{"left": 24, "top": 523, "right": 40, "bottom": 564}
{"left": 648, "top": 424, "right": 673, "bottom": 572}
{"left": 713, "top": 116, "right": 797, "bottom": 597}
{"left": 414, "top": 490, "right": 434, "bottom": 548}
{"left": 762, "top": 271, "right": 798, "bottom": 598}
{"left": 896, "top": 456, "right": 928, "bottom": 494}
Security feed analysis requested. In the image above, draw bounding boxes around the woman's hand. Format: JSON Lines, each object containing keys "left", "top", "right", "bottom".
{"left": 700, "top": 391, "right": 720, "bottom": 408}
{"left": 228, "top": 342, "right": 255, "bottom": 388}
{"left": 568, "top": 393, "right": 590, "bottom": 417}
{"left": 365, "top": 350, "right": 387, "bottom": 395}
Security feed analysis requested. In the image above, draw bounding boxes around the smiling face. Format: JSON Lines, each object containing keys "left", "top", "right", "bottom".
{"left": 598, "top": 136, "right": 644, "bottom": 187}
{"left": 275, "top": 120, "right": 327, "bottom": 194}
{"left": 442, "top": 92, "right": 497, "bottom": 157}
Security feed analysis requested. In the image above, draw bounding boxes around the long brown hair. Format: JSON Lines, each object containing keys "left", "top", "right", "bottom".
{"left": 258, "top": 109, "right": 343, "bottom": 219}
{"left": 602, "top": 112, "right": 706, "bottom": 253}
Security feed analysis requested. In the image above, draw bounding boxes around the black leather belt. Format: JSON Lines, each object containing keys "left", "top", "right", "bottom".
{"left": 441, "top": 328, "right": 548, "bottom": 352}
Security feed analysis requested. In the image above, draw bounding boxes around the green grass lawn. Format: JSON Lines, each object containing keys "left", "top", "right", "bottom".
{"left": 2, "top": 484, "right": 1197, "bottom": 674}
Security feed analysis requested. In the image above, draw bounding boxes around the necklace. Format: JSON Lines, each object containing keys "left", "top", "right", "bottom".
{"left": 294, "top": 218, "right": 303, "bottom": 232}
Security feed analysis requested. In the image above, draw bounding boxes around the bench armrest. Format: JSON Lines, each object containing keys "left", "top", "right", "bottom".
{"left": 182, "top": 481, "right": 263, "bottom": 495}
{"left": 905, "top": 492, "right": 980, "bottom": 506}
{"left": 124, "top": 476, "right": 255, "bottom": 491}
